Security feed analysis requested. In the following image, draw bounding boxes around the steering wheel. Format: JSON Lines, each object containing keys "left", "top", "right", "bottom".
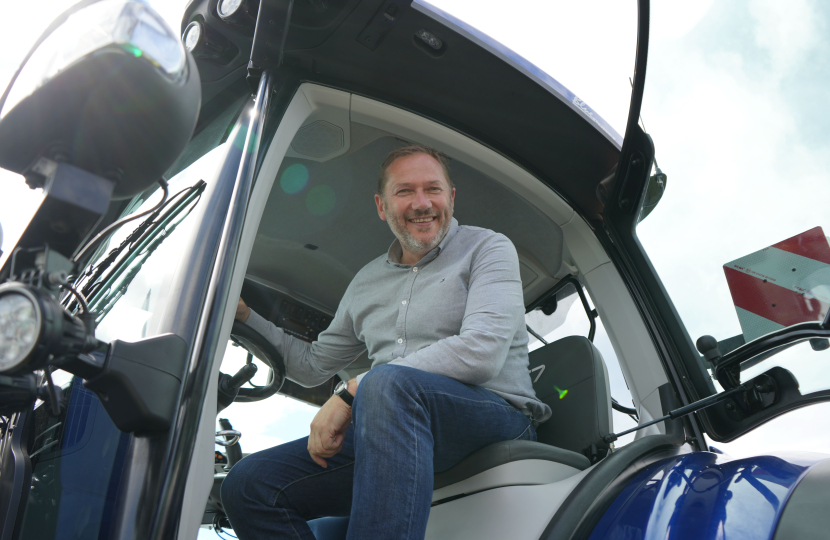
{"left": 226, "top": 319, "right": 286, "bottom": 402}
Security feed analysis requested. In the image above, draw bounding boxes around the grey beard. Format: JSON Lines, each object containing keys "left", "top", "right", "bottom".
{"left": 385, "top": 204, "right": 453, "bottom": 256}
{"left": 397, "top": 216, "right": 451, "bottom": 253}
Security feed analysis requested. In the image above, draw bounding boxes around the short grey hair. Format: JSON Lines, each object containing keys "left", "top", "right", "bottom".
{"left": 377, "top": 144, "right": 453, "bottom": 195}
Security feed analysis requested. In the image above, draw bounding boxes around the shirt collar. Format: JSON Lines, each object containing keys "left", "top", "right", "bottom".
{"left": 386, "top": 217, "right": 459, "bottom": 267}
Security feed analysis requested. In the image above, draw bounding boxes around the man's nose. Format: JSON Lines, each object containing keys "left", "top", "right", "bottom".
{"left": 411, "top": 189, "right": 432, "bottom": 209}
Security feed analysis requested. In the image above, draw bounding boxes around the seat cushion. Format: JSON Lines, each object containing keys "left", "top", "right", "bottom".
{"left": 433, "top": 440, "right": 591, "bottom": 490}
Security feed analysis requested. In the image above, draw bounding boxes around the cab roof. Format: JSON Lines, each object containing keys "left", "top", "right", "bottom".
{"left": 184, "top": 0, "right": 622, "bottom": 221}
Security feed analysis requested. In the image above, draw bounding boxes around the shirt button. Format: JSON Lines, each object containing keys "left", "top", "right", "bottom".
{"left": 413, "top": 267, "right": 418, "bottom": 272}
{"left": 402, "top": 300, "right": 407, "bottom": 305}
{"left": 397, "top": 338, "right": 403, "bottom": 344}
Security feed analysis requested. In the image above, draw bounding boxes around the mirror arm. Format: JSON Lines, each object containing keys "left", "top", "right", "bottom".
{"left": 604, "top": 383, "right": 748, "bottom": 443}
{"left": 714, "top": 320, "right": 830, "bottom": 390}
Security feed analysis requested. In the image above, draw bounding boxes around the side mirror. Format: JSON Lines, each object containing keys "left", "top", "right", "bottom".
{"left": 0, "top": 0, "right": 201, "bottom": 200}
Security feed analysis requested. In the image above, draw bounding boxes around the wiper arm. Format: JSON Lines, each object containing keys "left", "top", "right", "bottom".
{"left": 70, "top": 180, "right": 206, "bottom": 316}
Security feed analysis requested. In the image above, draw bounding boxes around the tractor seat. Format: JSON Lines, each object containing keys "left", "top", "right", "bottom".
{"left": 431, "top": 335, "right": 612, "bottom": 502}
{"left": 308, "top": 335, "right": 614, "bottom": 538}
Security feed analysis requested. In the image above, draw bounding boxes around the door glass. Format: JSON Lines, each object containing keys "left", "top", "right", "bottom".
{"left": 635, "top": 2, "right": 830, "bottom": 456}
{"left": 525, "top": 284, "right": 638, "bottom": 446}
{"left": 215, "top": 341, "right": 319, "bottom": 455}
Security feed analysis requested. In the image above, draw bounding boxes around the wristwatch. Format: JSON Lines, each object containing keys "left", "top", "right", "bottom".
{"left": 333, "top": 379, "right": 353, "bottom": 407}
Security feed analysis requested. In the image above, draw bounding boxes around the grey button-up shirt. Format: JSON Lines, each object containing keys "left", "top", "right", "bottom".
{"left": 246, "top": 218, "right": 552, "bottom": 423}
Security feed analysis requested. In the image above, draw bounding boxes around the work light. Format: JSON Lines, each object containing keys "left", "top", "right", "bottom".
{"left": 0, "top": 283, "right": 96, "bottom": 374}
{"left": 217, "top": 0, "right": 257, "bottom": 27}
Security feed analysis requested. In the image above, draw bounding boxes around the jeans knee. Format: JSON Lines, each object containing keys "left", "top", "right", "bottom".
{"left": 357, "top": 364, "right": 417, "bottom": 402}
{"left": 354, "top": 365, "right": 423, "bottom": 425}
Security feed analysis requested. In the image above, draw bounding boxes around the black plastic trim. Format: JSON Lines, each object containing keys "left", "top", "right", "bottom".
{"left": 526, "top": 275, "right": 597, "bottom": 342}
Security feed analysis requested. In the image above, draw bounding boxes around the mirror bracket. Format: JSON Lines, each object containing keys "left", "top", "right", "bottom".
{"left": 1, "top": 162, "right": 114, "bottom": 275}
{"left": 247, "top": 0, "right": 295, "bottom": 92}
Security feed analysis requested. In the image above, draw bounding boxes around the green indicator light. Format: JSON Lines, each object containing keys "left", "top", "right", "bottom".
{"left": 121, "top": 44, "right": 143, "bottom": 57}
{"left": 554, "top": 386, "right": 568, "bottom": 399}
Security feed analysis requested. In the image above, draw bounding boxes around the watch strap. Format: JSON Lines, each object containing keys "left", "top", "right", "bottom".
{"left": 335, "top": 380, "right": 354, "bottom": 407}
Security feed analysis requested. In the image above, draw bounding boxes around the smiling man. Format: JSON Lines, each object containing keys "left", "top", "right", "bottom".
{"left": 222, "top": 145, "right": 551, "bottom": 540}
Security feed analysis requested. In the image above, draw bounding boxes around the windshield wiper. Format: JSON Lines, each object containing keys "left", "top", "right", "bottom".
{"left": 69, "top": 180, "right": 206, "bottom": 319}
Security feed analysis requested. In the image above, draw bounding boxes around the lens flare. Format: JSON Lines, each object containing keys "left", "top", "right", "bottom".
{"left": 280, "top": 164, "right": 309, "bottom": 194}
{"left": 554, "top": 385, "right": 568, "bottom": 399}
{"left": 306, "top": 185, "right": 336, "bottom": 216}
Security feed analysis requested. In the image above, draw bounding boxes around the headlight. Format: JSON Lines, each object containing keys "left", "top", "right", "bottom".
{"left": 218, "top": 0, "right": 246, "bottom": 19}
{"left": 183, "top": 21, "right": 203, "bottom": 54}
{"left": 216, "top": 0, "right": 257, "bottom": 28}
{"left": 182, "top": 20, "right": 236, "bottom": 63}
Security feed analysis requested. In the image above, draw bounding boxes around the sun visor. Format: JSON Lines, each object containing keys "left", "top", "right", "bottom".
{"left": 723, "top": 226, "right": 830, "bottom": 342}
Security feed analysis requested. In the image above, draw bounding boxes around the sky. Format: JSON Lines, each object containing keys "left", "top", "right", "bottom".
{"left": 1, "top": 0, "right": 829, "bottom": 510}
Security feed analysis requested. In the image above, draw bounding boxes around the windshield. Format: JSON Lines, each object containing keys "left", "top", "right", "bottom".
{"left": 14, "top": 91, "right": 249, "bottom": 539}
{"left": 636, "top": 2, "right": 830, "bottom": 456}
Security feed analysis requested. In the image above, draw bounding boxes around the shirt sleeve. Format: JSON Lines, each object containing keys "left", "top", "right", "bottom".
{"left": 387, "top": 233, "right": 525, "bottom": 385}
{"left": 244, "top": 297, "right": 367, "bottom": 388}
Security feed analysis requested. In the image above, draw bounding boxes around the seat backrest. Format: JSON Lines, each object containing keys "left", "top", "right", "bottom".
{"left": 529, "top": 336, "right": 612, "bottom": 459}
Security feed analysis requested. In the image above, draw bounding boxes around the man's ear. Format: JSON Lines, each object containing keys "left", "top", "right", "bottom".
{"left": 375, "top": 194, "right": 387, "bottom": 221}
{"left": 450, "top": 187, "right": 455, "bottom": 209}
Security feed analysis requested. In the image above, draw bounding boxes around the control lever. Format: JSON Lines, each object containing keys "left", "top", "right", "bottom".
{"left": 217, "top": 363, "right": 258, "bottom": 412}
{"left": 218, "top": 418, "right": 242, "bottom": 469}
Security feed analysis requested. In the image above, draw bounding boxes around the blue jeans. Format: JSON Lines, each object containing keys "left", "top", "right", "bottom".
{"left": 221, "top": 364, "right": 535, "bottom": 539}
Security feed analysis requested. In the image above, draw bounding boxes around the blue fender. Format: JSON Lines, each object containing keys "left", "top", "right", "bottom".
{"left": 589, "top": 451, "right": 829, "bottom": 540}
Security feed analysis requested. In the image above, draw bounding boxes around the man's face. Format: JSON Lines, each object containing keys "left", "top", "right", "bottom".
{"left": 375, "top": 153, "right": 456, "bottom": 259}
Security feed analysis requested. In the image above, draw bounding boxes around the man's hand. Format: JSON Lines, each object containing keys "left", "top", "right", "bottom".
{"left": 308, "top": 380, "right": 356, "bottom": 467}
{"left": 236, "top": 298, "right": 251, "bottom": 322}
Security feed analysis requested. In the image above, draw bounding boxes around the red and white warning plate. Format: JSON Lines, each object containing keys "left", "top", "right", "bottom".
{"left": 723, "top": 226, "right": 830, "bottom": 342}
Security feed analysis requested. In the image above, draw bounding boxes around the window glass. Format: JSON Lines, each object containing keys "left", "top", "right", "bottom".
{"left": 215, "top": 342, "right": 319, "bottom": 455}
{"left": 525, "top": 285, "right": 638, "bottom": 446}
{"left": 635, "top": 2, "right": 830, "bottom": 455}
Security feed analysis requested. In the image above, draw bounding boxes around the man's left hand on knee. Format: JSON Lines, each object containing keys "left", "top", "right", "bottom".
{"left": 308, "top": 384, "right": 354, "bottom": 467}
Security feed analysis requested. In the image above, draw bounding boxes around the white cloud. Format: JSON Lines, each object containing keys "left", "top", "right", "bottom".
{"left": 750, "top": 0, "right": 821, "bottom": 73}
{"left": 650, "top": 0, "right": 716, "bottom": 43}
